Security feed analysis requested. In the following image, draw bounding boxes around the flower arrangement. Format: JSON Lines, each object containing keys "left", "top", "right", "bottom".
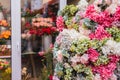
{"left": 0, "top": 59, "right": 11, "bottom": 80}
{"left": 0, "top": 45, "right": 11, "bottom": 56}
{"left": 28, "top": 17, "right": 58, "bottom": 36}
{"left": 37, "top": 44, "right": 54, "bottom": 80}
{"left": 53, "top": 0, "right": 120, "bottom": 80}
{"left": 0, "top": 20, "right": 8, "bottom": 27}
{"left": 0, "top": 30, "right": 11, "bottom": 39}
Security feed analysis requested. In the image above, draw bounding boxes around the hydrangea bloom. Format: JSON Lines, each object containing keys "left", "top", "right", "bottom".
{"left": 101, "top": 40, "right": 120, "bottom": 55}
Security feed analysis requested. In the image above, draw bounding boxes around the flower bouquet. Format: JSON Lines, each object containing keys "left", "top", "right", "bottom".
{"left": 0, "top": 59, "right": 11, "bottom": 80}
{"left": 53, "top": 0, "right": 120, "bottom": 80}
{"left": 0, "top": 19, "right": 11, "bottom": 56}
{"left": 29, "top": 17, "right": 58, "bottom": 36}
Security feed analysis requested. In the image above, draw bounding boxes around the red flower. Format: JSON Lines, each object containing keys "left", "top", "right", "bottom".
{"left": 29, "top": 29, "right": 37, "bottom": 34}
{"left": 25, "top": 22, "right": 31, "bottom": 28}
{"left": 49, "top": 75, "right": 53, "bottom": 80}
{"left": 87, "top": 48, "right": 99, "bottom": 62}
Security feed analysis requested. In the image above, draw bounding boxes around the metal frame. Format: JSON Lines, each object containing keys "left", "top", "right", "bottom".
{"left": 11, "top": 0, "right": 21, "bottom": 80}
{"left": 60, "top": 0, "right": 67, "bottom": 10}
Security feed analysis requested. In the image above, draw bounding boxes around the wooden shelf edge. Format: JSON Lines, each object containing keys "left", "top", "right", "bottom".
{"left": 0, "top": 56, "right": 11, "bottom": 58}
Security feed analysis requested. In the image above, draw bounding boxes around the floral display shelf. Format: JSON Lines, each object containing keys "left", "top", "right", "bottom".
{"left": 0, "top": 55, "right": 11, "bottom": 58}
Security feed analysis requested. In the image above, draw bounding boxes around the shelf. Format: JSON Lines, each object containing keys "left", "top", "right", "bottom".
{"left": 22, "top": 51, "right": 37, "bottom": 55}
{"left": 0, "top": 56, "right": 11, "bottom": 58}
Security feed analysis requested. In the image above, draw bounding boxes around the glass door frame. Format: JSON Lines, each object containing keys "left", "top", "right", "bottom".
{"left": 11, "top": 0, "right": 67, "bottom": 80}
{"left": 11, "top": 0, "right": 21, "bottom": 80}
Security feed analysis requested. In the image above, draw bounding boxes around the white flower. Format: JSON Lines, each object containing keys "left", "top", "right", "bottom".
{"left": 71, "top": 55, "right": 81, "bottom": 64}
{"left": 64, "top": 63, "right": 70, "bottom": 68}
{"left": 80, "top": 54, "right": 89, "bottom": 64}
{"left": 77, "top": 0, "right": 88, "bottom": 11}
{"left": 101, "top": 40, "right": 120, "bottom": 55}
{"left": 94, "top": 74, "right": 102, "bottom": 80}
{"left": 110, "top": 74, "right": 117, "bottom": 80}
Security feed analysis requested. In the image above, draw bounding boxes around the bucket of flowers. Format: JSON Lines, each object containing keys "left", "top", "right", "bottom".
{"left": 0, "top": 19, "right": 11, "bottom": 56}
{"left": 0, "top": 59, "right": 11, "bottom": 80}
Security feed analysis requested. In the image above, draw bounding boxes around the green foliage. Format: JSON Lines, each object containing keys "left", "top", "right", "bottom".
{"left": 70, "top": 39, "right": 92, "bottom": 54}
{"left": 38, "top": 49, "right": 54, "bottom": 80}
{"left": 106, "top": 27, "right": 120, "bottom": 42}
{"left": 64, "top": 67, "right": 73, "bottom": 80}
{"left": 83, "top": 18, "right": 98, "bottom": 32}
{"left": 62, "top": 5, "right": 78, "bottom": 17}
{"left": 65, "top": 18, "right": 79, "bottom": 30}
{"left": 73, "top": 64, "right": 93, "bottom": 80}
{"left": 91, "top": 39, "right": 108, "bottom": 52}
{"left": 94, "top": 55, "right": 109, "bottom": 66}
{"left": 0, "top": 39, "right": 7, "bottom": 45}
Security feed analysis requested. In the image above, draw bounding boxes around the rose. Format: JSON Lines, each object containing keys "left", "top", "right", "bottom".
{"left": 38, "top": 51, "right": 45, "bottom": 56}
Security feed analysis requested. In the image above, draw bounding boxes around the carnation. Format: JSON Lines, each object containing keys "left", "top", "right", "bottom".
{"left": 87, "top": 48, "right": 99, "bottom": 62}
{"left": 89, "top": 25, "right": 111, "bottom": 40}
{"left": 56, "top": 16, "right": 65, "bottom": 31}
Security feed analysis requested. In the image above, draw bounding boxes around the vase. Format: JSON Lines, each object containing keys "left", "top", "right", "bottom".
{"left": 31, "top": 36, "right": 42, "bottom": 52}
{"left": 42, "top": 35, "right": 52, "bottom": 52}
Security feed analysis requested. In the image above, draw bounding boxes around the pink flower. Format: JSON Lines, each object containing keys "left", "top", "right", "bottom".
{"left": 53, "top": 76, "right": 60, "bottom": 80}
{"left": 56, "top": 34, "right": 62, "bottom": 45}
{"left": 0, "top": 66, "right": 3, "bottom": 70}
{"left": 108, "top": 55, "right": 120, "bottom": 63}
{"left": 114, "top": 6, "right": 120, "bottom": 21}
{"left": 56, "top": 16, "right": 65, "bottom": 31}
{"left": 71, "top": 55, "right": 81, "bottom": 66}
{"left": 38, "top": 51, "right": 45, "bottom": 56}
{"left": 110, "top": 74, "right": 117, "bottom": 80}
{"left": 85, "top": 5, "right": 100, "bottom": 22}
{"left": 49, "top": 43, "right": 54, "bottom": 49}
{"left": 85, "top": 5, "right": 113, "bottom": 28}
{"left": 92, "top": 62, "right": 117, "bottom": 80}
{"left": 87, "top": 48, "right": 99, "bottom": 62}
{"left": 89, "top": 25, "right": 111, "bottom": 40}
{"left": 94, "top": 74, "right": 102, "bottom": 80}
{"left": 80, "top": 54, "right": 89, "bottom": 64}
{"left": 57, "top": 50, "right": 63, "bottom": 62}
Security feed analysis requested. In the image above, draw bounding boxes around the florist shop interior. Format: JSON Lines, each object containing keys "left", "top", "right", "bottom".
{"left": 0, "top": 0, "right": 120, "bottom": 80}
